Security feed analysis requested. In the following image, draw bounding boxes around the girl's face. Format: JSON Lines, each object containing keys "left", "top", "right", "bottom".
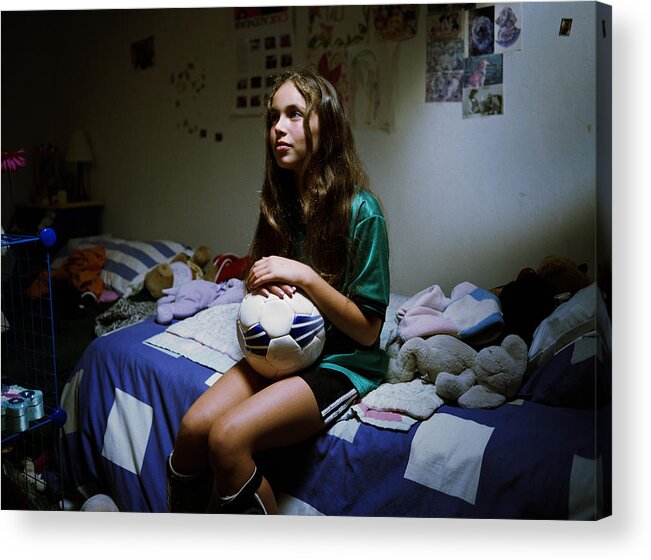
{"left": 268, "top": 81, "right": 320, "bottom": 176}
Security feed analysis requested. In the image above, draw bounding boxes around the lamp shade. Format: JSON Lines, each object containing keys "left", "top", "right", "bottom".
{"left": 66, "top": 130, "right": 94, "bottom": 163}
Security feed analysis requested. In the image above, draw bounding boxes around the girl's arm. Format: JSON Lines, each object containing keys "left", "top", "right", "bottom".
{"left": 245, "top": 256, "right": 382, "bottom": 347}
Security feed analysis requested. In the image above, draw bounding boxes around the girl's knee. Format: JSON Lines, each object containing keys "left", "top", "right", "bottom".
{"left": 176, "top": 407, "right": 209, "bottom": 447}
{"left": 207, "top": 415, "right": 247, "bottom": 467}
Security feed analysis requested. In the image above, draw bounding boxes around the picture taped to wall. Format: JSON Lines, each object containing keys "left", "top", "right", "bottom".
{"left": 462, "top": 53, "right": 503, "bottom": 119}
{"left": 232, "top": 7, "right": 294, "bottom": 116}
{"left": 372, "top": 4, "right": 419, "bottom": 42}
{"left": 425, "top": 4, "right": 465, "bottom": 103}
{"left": 495, "top": 3, "right": 523, "bottom": 52}
{"left": 467, "top": 6, "right": 495, "bottom": 57}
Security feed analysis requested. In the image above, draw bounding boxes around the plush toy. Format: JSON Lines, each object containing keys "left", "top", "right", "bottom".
{"left": 499, "top": 268, "right": 554, "bottom": 345}
{"left": 536, "top": 255, "right": 591, "bottom": 300}
{"left": 386, "top": 333, "right": 528, "bottom": 409}
{"left": 145, "top": 245, "right": 212, "bottom": 299}
{"left": 156, "top": 279, "right": 234, "bottom": 324}
{"left": 499, "top": 256, "right": 592, "bottom": 345}
{"left": 203, "top": 253, "right": 251, "bottom": 284}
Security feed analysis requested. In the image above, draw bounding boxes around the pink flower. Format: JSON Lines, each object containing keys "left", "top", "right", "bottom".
{"left": 2, "top": 149, "right": 27, "bottom": 172}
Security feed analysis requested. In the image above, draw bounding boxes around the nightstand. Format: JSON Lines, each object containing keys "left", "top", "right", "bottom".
{"left": 12, "top": 200, "right": 104, "bottom": 251}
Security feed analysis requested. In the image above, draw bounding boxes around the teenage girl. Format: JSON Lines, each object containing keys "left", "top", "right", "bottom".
{"left": 166, "top": 67, "right": 390, "bottom": 514}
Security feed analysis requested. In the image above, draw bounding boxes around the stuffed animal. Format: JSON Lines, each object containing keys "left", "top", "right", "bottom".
{"left": 203, "top": 253, "right": 251, "bottom": 284}
{"left": 386, "top": 333, "right": 528, "bottom": 409}
{"left": 499, "top": 256, "right": 592, "bottom": 345}
{"left": 536, "top": 255, "right": 591, "bottom": 301}
{"left": 145, "top": 245, "right": 212, "bottom": 299}
{"left": 156, "top": 279, "right": 230, "bottom": 324}
{"left": 499, "top": 268, "right": 554, "bottom": 345}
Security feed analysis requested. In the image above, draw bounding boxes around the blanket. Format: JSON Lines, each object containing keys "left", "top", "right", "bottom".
{"left": 398, "top": 282, "right": 504, "bottom": 345}
{"left": 145, "top": 303, "right": 242, "bottom": 372}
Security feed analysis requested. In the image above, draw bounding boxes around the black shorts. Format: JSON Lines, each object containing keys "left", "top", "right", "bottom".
{"left": 297, "top": 367, "right": 359, "bottom": 425}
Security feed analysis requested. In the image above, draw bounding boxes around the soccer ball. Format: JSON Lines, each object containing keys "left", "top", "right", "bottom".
{"left": 236, "top": 291, "right": 326, "bottom": 379}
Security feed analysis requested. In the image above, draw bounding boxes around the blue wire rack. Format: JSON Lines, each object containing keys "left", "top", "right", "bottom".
{"left": 2, "top": 228, "right": 67, "bottom": 510}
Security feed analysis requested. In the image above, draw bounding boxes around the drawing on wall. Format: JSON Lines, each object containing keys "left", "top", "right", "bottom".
{"left": 372, "top": 4, "right": 419, "bottom": 42}
{"left": 349, "top": 42, "right": 398, "bottom": 131}
{"left": 495, "top": 4, "right": 522, "bottom": 52}
{"left": 467, "top": 6, "right": 495, "bottom": 57}
{"left": 462, "top": 54, "right": 504, "bottom": 119}
{"left": 171, "top": 60, "right": 208, "bottom": 136}
{"left": 131, "top": 36, "right": 155, "bottom": 70}
{"left": 306, "top": 5, "right": 369, "bottom": 107}
{"left": 232, "top": 6, "right": 294, "bottom": 116}
{"left": 425, "top": 5, "right": 464, "bottom": 103}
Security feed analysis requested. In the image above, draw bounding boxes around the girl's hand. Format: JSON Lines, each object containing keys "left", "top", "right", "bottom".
{"left": 246, "top": 256, "right": 315, "bottom": 298}
{"left": 255, "top": 283, "right": 296, "bottom": 299}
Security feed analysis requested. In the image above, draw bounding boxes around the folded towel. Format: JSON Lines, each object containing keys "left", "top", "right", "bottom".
{"left": 362, "top": 379, "right": 444, "bottom": 420}
{"left": 351, "top": 379, "right": 444, "bottom": 431}
{"left": 351, "top": 403, "right": 418, "bottom": 432}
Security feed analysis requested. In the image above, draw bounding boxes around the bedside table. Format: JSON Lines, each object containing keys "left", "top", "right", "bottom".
{"left": 13, "top": 200, "right": 104, "bottom": 251}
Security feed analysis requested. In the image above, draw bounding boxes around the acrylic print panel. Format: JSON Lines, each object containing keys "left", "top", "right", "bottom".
{"left": 0, "top": 2, "right": 611, "bottom": 522}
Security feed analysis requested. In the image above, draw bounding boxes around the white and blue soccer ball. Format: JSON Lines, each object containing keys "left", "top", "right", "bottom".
{"left": 237, "top": 291, "right": 326, "bottom": 379}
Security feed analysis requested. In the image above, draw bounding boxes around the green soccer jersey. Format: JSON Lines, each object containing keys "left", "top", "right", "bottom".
{"left": 315, "top": 189, "right": 391, "bottom": 396}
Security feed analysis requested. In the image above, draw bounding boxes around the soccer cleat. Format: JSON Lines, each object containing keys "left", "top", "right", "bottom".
{"left": 219, "top": 466, "right": 268, "bottom": 515}
{"left": 166, "top": 451, "right": 212, "bottom": 513}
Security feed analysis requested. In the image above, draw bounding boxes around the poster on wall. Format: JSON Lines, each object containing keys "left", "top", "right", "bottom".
{"left": 306, "top": 5, "right": 369, "bottom": 107}
{"left": 461, "top": 53, "right": 504, "bottom": 118}
{"left": 232, "top": 7, "right": 295, "bottom": 116}
{"left": 425, "top": 4, "right": 464, "bottom": 103}
{"left": 467, "top": 5, "right": 495, "bottom": 57}
{"left": 371, "top": 4, "right": 419, "bottom": 42}
{"left": 495, "top": 3, "right": 523, "bottom": 53}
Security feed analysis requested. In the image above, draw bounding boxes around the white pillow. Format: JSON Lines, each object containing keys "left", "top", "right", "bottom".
{"left": 528, "top": 283, "right": 596, "bottom": 370}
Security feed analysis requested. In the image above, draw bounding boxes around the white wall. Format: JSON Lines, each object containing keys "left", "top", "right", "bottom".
{"left": 1, "top": 3, "right": 606, "bottom": 296}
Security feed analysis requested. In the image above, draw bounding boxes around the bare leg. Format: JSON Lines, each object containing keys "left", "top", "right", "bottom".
{"left": 171, "top": 359, "right": 271, "bottom": 476}
{"left": 206, "top": 374, "right": 325, "bottom": 514}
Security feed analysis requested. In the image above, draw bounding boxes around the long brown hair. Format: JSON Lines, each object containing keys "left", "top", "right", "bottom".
{"left": 249, "top": 68, "right": 369, "bottom": 287}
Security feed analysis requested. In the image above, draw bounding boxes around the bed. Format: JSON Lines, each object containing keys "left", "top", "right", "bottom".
{"left": 58, "top": 246, "right": 612, "bottom": 519}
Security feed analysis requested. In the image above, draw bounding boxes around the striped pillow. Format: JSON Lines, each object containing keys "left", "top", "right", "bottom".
{"left": 100, "top": 239, "right": 192, "bottom": 297}
{"left": 52, "top": 236, "right": 192, "bottom": 298}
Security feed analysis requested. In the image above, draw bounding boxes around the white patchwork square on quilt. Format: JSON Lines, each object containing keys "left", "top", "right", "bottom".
{"left": 571, "top": 332, "right": 598, "bottom": 364}
{"left": 569, "top": 454, "right": 603, "bottom": 520}
{"left": 276, "top": 492, "right": 324, "bottom": 516}
{"left": 404, "top": 413, "right": 494, "bottom": 505}
{"left": 102, "top": 388, "right": 153, "bottom": 476}
{"left": 327, "top": 417, "right": 360, "bottom": 443}
{"left": 60, "top": 368, "right": 84, "bottom": 436}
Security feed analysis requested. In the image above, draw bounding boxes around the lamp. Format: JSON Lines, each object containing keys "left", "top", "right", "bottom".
{"left": 66, "top": 130, "right": 94, "bottom": 201}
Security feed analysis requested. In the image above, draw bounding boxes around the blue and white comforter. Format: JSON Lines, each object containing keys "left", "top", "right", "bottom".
{"left": 60, "top": 317, "right": 610, "bottom": 518}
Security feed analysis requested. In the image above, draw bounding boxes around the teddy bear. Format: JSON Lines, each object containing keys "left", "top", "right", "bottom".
{"left": 498, "top": 255, "right": 592, "bottom": 345}
{"left": 145, "top": 245, "right": 212, "bottom": 299}
{"left": 536, "top": 255, "right": 591, "bottom": 301}
{"left": 386, "top": 333, "right": 528, "bottom": 409}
